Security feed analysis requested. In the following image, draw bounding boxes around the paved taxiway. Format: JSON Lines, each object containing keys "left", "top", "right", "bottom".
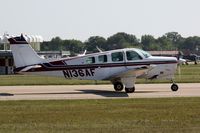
{"left": 0, "top": 83, "right": 200, "bottom": 100}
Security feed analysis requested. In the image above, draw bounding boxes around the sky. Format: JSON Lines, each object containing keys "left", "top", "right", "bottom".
{"left": 0, "top": 0, "right": 200, "bottom": 41}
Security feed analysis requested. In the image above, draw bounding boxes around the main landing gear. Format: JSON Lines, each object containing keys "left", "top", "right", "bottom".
{"left": 125, "top": 87, "right": 135, "bottom": 93}
{"left": 113, "top": 82, "right": 135, "bottom": 93}
{"left": 113, "top": 82, "right": 124, "bottom": 91}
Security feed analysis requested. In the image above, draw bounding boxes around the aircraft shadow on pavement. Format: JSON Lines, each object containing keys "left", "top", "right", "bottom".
{"left": 0, "top": 90, "right": 164, "bottom": 97}
{"left": 1, "top": 92, "right": 87, "bottom": 96}
{"left": 14, "top": 90, "right": 129, "bottom": 98}
{"left": 0, "top": 90, "right": 128, "bottom": 98}
{"left": 0, "top": 93, "right": 14, "bottom": 96}
{"left": 78, "top": 89, "right": 129, "bottom": 97}
{"left": 78, "top": 90, "right": 165, "bottom": 96}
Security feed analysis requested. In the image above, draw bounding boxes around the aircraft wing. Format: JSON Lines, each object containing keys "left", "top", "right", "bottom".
{"left": 107, "top": 65, "right": 155, "bottom": 80}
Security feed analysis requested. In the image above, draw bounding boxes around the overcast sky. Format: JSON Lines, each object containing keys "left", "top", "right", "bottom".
{"left": 0, "top": 0, "right": 200, "bottom": 41}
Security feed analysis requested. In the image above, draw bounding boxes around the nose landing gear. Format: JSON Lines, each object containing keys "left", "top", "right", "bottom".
{"left": 171, "top": 83, "right": 179, "bottom": 91}
{"left": 171, "top": 80, "right": 179, "bottom": 91}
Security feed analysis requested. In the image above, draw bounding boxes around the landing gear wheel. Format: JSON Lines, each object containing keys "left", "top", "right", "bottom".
{"left": 125, "top": 87, "right": 135, "bottom": 93}
{"left": 171, "top": 84, "right": 178, "bottom": 91}
{"left": 114, "top": 82, "right": 124, "bottom": 91}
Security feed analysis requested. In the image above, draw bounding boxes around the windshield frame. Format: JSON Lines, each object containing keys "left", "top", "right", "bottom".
{"left": 135, "top": 49, "right": 152, "bottom": 58}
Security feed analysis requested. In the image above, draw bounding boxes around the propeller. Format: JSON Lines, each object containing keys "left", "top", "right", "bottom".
{"left": 177, "top": 58, "right": 186, "bottom": 79}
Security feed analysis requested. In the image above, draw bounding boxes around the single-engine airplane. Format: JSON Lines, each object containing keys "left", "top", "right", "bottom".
{"left": 8, "top": 35, "right": 179, "bottom": 93}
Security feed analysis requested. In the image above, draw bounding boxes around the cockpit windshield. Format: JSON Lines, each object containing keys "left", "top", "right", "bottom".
{"left": 136, "top": 49, "right": 151, "bottom": 58}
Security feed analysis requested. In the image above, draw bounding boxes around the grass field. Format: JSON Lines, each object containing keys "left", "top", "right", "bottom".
{"left": 0, "top": 64, "right": 199, "bottom": 86}
{"left": 175, "top": 64, "right": 200, "bottom": 83}
{"left": 0, "top": 98, "right": 200, "bottom": 133}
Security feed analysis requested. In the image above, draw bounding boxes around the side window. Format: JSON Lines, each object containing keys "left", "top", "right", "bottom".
{"left": 126, "top": 51, "right": 142, "bottom": 61}
{"left": 111, "top": 52, "right": 124, "bottom": 62}
{"left": 98, "top": 55, "right": 107, "bottom": 63}
{"left": 86, "top": 57, "right": 95, "bottom": 64}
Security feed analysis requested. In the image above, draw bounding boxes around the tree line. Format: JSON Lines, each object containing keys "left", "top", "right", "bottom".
{"left": 41, "top": 32, "right": 200, "bottom": 55}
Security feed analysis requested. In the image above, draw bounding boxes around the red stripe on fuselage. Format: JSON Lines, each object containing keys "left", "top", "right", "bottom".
{"left": 49, "top": 60, "right": 66, "bottom": 66}
{"left": 15, "top": 60, "right": 177, "bottom": 73}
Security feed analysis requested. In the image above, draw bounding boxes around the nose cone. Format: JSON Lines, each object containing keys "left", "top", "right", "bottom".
{"left": 178, "top": 58, "right": 186, "bottom": 64}
{"left": 167, "top": 57, "right": 178, "bottom": 63}
{"left": 149, "top": 56, "right": 178, "bottom": 64}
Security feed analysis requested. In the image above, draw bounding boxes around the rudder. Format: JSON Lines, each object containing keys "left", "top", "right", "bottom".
{"left": 8, "top": 35, "right": 44, "bottom": 68}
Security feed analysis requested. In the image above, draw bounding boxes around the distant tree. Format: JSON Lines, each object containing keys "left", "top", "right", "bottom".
{"left": 84, "top": 36, "right": 107, "bottom": 52}
{"left": 141, "top": 35, "right": 157, "bottom": 50}
{"left": 107, "top": 32, "right": 140, "bottom": 50}
{"left": 41, "top": 37, "right": 62, "bottom": 51}
{"left": 41, "top": 37, "right": 84, "bottom": 55}
{"left": 164, "top": 32, "right": 183, "bottom": 50}
{"left": 62, "top": 39, "right": 85, "bottom": 55}
{"left": 165, "top": 32, "right": 182, "bottom": 43}
{"left": 40, "top": 31, "right": 200, "bottom": 55}
{"left": 181, "top": 36, "right": 200, "bottom": 52}
{"left": 157, "top": 36, "right": 173, "bottom": 50}
{"left": 41, "top": 41, "right": 50, "bottom": 51}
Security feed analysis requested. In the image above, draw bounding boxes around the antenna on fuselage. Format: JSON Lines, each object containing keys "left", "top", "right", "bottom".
{"left": 96, "top": 46, "right": 103, "bottom": 52}
{"left": 78, "top": 50, "right": 87, "bottom": 56}
{"left": 83, "top": 49, "right": 87, "bottom": 55}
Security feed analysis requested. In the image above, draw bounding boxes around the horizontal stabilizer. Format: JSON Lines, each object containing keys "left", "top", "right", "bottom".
{"left": 19, "top": 65, "right": 42, "bottom": 72}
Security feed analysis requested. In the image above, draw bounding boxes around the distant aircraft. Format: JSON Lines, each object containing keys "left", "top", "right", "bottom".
{"left": 8, "top": 35, "right": 179, "bottom": 93}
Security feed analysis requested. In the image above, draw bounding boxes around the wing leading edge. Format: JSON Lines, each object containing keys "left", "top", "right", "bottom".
{"left": 107, "top": 65, "right": 155, "bottom": 80}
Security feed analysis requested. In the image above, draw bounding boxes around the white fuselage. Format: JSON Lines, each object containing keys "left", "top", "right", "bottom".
{"left": 8, "top": 35, "right": 179, "bottom": 93}
{"left": 22, "top": 48, "right": 177, "bottom": 81}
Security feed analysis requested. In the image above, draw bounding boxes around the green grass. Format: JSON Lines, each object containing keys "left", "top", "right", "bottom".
{"left": 0, "top": 98, "right": 200, "bottom": 133}
{"left": 0, "top": 64, "right": 199, "bottom": 86}
{"left": 0, "top": 74, "right": 104, "bottom": 86}
{"left": 175, "top": 64, "right": 200, "bottom": 83}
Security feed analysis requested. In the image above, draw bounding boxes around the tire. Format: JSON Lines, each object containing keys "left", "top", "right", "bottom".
{"left": 171, "top": 84, "right": 178, "bottom": 91}
{"left": 125, "top": 87, "right": 135, "bottom": 93}
{"left": 114, "top": 82, "right": 124, "bottom": 91}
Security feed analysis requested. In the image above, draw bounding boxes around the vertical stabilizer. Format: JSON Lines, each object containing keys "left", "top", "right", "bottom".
{"left": 8, "top": 35, "right": 44, "bottom": 68}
